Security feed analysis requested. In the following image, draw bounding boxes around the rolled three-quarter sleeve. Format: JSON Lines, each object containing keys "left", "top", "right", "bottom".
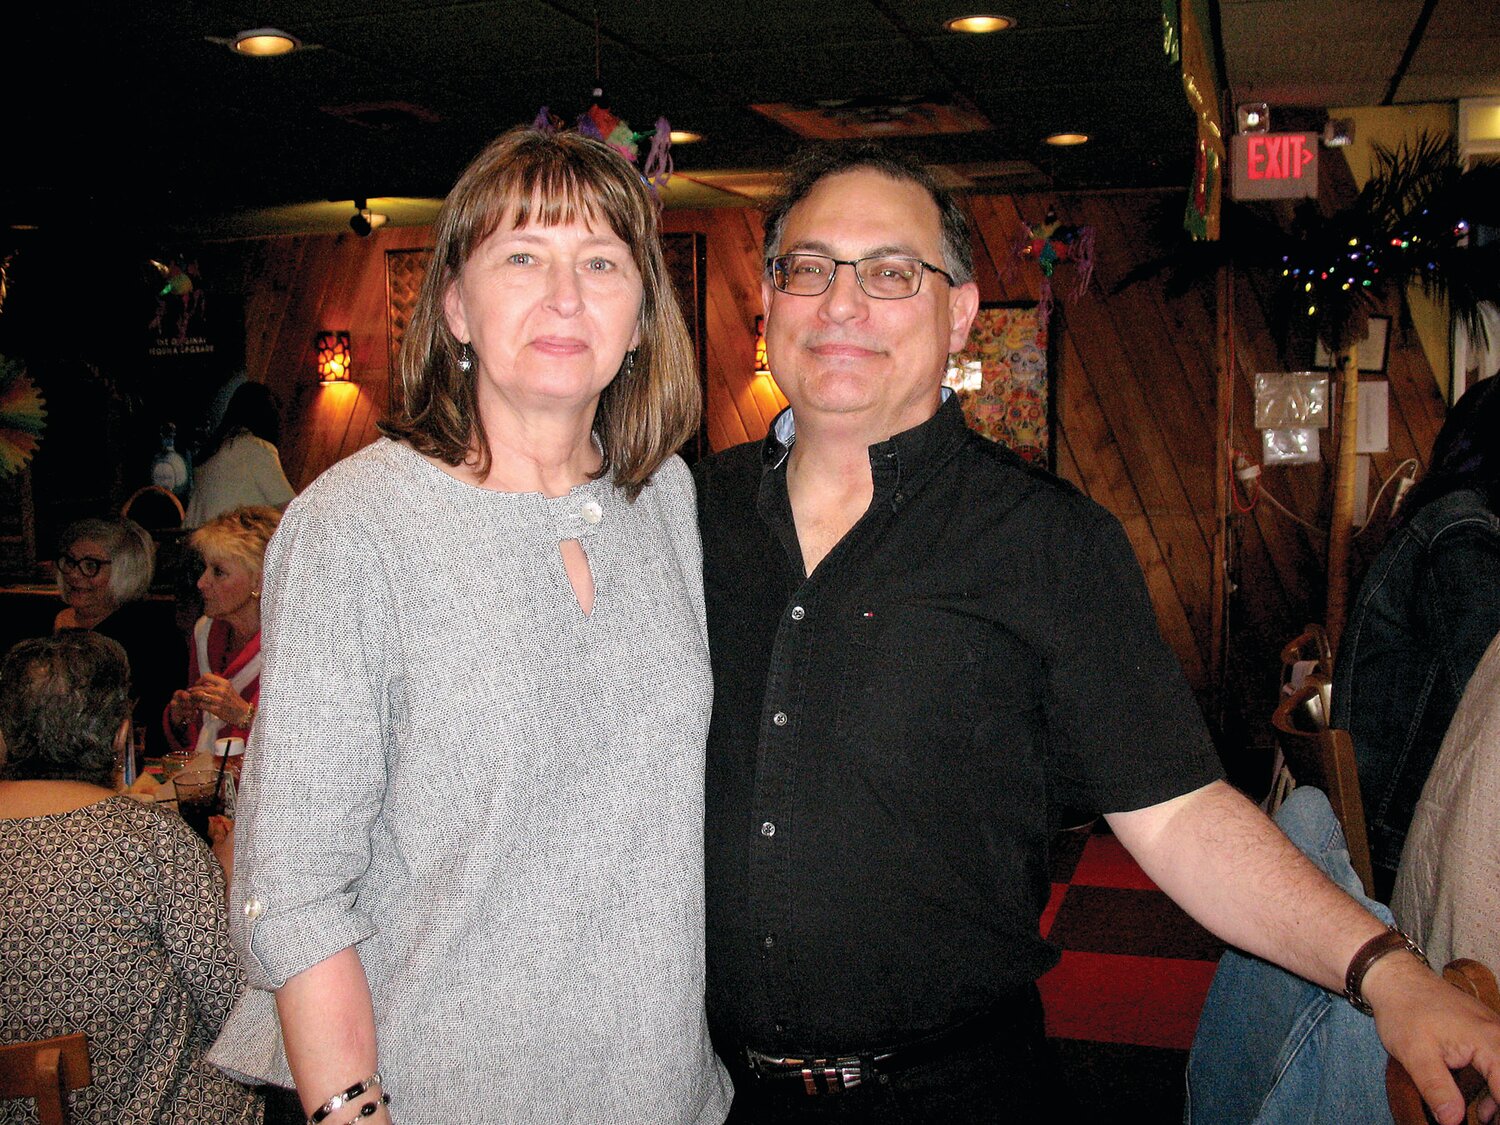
{"left": 229, "top": 498, "right": 396, "bottom": 988}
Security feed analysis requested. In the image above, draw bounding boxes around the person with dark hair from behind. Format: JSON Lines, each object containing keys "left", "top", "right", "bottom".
{"left": 1333, "top": 375, "right": 1500, "bottom": 901}
{"left": 184, "top": 381, "right": 296, "bottom": 527}
{"left": 53, "top": 515, "right": 184, "bottom": 760}
{"left": 0, "top": 632, "right": 259, "bottom": 1123}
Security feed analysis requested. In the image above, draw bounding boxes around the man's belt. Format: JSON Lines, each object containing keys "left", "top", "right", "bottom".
{"left": 743, "top": 1048, "right": 896, "bottom": 1094}
{"left": 741, "top": 1007, "right": 1005, "bottom": 1096}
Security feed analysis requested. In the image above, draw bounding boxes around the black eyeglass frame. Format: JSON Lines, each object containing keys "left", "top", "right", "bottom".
{"left": 768, "top": 253, "right": 958, "bottom": 300}
{"left": 56, "top": 553, "right": 113, "bottom": 579}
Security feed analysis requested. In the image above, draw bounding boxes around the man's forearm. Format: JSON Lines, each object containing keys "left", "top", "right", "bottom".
{"left": 1106, "top": 779, "right": 1388, "bottom": 990}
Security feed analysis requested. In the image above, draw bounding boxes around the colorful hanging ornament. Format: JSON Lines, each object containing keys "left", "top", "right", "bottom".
{"left": 1015, "top": 207, "right": 1096, "bottom": 323}
{"left": 531, "top": 102, "right": 673, "bottom": 196}
{"left": 0, "top": 354, "right": 46, "bottom": 478}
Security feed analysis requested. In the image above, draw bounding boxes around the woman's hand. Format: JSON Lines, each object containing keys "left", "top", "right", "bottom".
{"left": 189, "top": 673, "right": 253, "bottom": 728}
{"left": 168, "top": 688, "right": 197, "bottom": 728}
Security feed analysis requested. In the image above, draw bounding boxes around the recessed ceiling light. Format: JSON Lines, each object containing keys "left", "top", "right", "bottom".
{"left": 669, "top": 130, "right": 705, "bottom": 145}
{"left": 231, "top": 28, "right": 300, "bottom": 56}
{"left": 944, "top": 14, "right": 1016, "bottom": 33}
{"left": 1045, "top": 132, "right": 1090, "bottom": 146}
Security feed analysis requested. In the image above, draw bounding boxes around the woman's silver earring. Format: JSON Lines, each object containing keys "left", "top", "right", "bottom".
{"left": 621, "top": 349, "right": 637, "bottom": 377}
{"left": 458, "top": 342, "right": 475, "bottom": 374}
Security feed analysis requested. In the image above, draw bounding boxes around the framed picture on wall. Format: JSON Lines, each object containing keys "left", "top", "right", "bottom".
{"left": 1313, "top": 314, "right": 1390, "bottom": 374}
{"left": 945, "top": 302, "right": 1055, "bottom": 469}
{"left": 385, "top": 248, "right": 434, "bottom": 412}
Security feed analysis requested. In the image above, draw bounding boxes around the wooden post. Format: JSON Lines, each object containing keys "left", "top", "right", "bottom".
{"left": 1325, "top": 345, "right": 1360, "bottom": 650}
{"left": 1210, "top": 263, "right": 1231, "bottom": 707}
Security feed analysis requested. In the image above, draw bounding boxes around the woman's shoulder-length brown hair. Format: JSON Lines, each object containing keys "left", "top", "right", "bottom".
{"left": 378, "top": 127, "right": 699, "bottom": 501}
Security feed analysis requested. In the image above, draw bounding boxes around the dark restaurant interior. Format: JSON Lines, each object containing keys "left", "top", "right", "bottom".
{"left": 2, "top": 0, "right": 1500, "bottom": 1119}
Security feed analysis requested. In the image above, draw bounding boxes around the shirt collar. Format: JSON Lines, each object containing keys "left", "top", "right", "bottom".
{"left": 760, "top": 387, "right": 967, "bottom": 500}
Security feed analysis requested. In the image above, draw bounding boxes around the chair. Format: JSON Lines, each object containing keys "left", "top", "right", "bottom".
{"left": 1280, "top": 623, "right": 1334, "bottom": 685}
{"left": 1269, "top": 681, "right": 1375, "bottom": 896}
{"left": 120, "top": 485, "right": 185, "bottom": 533}
{"left": 1263, "top": 673, "right": 1332, "bottom": 815}
{"left": 1387, "top": 959, "right": 1500, "bottom": 1124}
{"left": 0, "top": 1033, "right": 91, "bottom": 1125}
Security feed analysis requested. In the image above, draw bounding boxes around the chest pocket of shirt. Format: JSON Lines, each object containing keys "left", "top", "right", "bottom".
{"left": 835, "top": 601, "right": 1008, "bottom": 761}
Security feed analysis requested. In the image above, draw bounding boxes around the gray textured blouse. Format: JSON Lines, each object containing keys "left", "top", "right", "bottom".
{"left": 208, "top": 439, "right": 730, "bottom": 1125}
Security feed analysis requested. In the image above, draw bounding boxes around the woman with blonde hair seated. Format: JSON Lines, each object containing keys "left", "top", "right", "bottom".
{"left": 165, "top": 506, "right": 281, "bottom": 757}
{"left": 0, "top": 631, "right": 259, "bottom": 1123}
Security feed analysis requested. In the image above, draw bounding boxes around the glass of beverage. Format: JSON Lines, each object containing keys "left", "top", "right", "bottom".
{"left": 172, "top": 768, "right": 234, "bottom": 844}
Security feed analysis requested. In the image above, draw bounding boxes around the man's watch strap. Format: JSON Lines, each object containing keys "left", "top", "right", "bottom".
{"left": 1344, "top": 926, "right": 1428, "bottom": 1016}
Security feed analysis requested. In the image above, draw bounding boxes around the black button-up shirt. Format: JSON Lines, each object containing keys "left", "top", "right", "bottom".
{"left": 694, "top": 395, "right": 1222, "bottom": 1054}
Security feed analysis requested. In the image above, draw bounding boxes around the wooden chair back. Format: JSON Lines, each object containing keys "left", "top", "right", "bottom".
{"left": 1387, "top": 959, "right": 1500, "bottom": 1124}
{"left": 0, "top": 1033, "right": 91, "bottom": 1125}
{"left": 1270, "top": 682, "right": 1375, "bottom": 895}
{"left": 1280, "top": 622, "right": 1334, "bottom": 684}
{"left": 120, "top": 485, "right": 185, "bottom": 533}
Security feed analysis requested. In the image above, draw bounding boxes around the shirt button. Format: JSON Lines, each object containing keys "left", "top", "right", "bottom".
{"left": 763, "top": 934, "right": 776, "bottom": 949}
{"left": 775, "top": 1022, "right": 787, "bottom": 1034}
{"left": 772, "top": 711, "right": 788, "bottom": 727}
{"left": 243, "top": 897, "right": 266, "bottom": 920}
{"left": 760, "top": 821, "right": 776, "bottom": 837}
{"left": 790, "top": 606, "right": 805, "bottom": 621}
{"left": 580, "top": 499, "right": 603, "bottom": 525}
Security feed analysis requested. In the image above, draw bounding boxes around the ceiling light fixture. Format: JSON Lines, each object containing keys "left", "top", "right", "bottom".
{"left": 944, "top": 14, "right": 1016, "bottom": 33}
{"left": 1045, "top": 132, "right": 1090, "bottom": 146}
{"left": 669, "top": 130, "right": 705, "bottom": 145}
{"left": 231, "top": 28, "right": 300, "bottom": 56}
{"left": 348, "top": 199, "right": 388, "bottom": 237}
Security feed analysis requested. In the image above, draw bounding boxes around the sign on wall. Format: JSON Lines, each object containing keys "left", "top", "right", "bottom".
{"left": 1230, "top": 132, "right": 1319, "bottom": 200}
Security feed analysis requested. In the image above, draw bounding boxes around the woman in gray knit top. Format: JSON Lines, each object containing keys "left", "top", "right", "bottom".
{"left": 210, "top": 128, "right": 731, "bottom": 1125}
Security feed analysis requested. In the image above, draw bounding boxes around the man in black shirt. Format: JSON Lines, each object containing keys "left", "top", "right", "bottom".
{"left": 694, "top": 142, "right": 1500, "bottom": 1124}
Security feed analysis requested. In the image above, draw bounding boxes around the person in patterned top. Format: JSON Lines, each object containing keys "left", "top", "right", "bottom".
{"left": 0, "top": 631, "right": 260, "bottom": 1124}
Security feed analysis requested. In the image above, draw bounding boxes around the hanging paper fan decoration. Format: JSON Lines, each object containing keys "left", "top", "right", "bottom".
{"left": 0, "top": 354, "right": 45, "bottom": 477}
{"left": 1014, "top": 207, "right": 1097, "bottom": 324}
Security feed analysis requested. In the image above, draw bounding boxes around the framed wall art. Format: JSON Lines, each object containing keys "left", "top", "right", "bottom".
{"left": 945, "top": 301, "right": 1055, "bottom": 469}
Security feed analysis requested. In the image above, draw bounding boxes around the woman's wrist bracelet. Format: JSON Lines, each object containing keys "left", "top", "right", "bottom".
{"left": 308, "top": 1074, "right": 383, "bottom": 1125}
{"left": 339, "top": 1092, "right": 390, "bottom": 1125}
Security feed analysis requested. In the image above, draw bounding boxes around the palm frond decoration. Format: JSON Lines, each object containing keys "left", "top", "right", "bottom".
{"left": 1282, "top": 133, "right": 1500, "bottom": 353}
{"left": 0, "top": 354, "right": 46, "bottom": 477}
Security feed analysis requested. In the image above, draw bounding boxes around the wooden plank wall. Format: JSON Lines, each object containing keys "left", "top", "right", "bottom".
{"left": 232, "top": 190, "right": 1447, "bottom": 781}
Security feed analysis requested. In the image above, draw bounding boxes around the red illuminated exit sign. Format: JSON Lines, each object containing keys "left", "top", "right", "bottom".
{"left": 1230, "top": 132, "right": 1319, "bottom": 200}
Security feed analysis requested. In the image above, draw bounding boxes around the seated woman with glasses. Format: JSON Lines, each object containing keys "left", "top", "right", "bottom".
{"left": 0, "top": 631, "right": 260, "bottom": 1123}
{"left": 53, "top": 516, "right": 184, "bottom": 760}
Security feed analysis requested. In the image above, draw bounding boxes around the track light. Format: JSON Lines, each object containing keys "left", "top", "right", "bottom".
{"left": 349, "top": 199, "right": 388, "bottom": 237}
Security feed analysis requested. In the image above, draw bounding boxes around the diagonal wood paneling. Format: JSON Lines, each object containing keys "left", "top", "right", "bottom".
{"left": 216, "top": 188, "right": 1447, "bottom": 784}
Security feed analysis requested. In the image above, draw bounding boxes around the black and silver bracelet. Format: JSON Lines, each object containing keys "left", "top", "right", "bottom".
{"left": 308, "top": 1074, "right": 383, "bottom": 1125}
{"left": 339, "top": 1092, "right": 391, "bottom": 1125}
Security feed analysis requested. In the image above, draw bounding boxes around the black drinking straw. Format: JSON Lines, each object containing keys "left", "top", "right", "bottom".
{"left": 211, "top": 742, "right": 230, "bottom": 810}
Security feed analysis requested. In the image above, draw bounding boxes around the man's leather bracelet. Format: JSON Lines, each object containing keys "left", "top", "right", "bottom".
{"left": 1344, "top": 926, "right": 1428, "bottom": 1015}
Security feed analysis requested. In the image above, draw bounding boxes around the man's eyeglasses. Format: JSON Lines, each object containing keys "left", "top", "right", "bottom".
{"left": 57, "top": 553, "right": 112, "bottom": 578}
{"left": 769, "top": 253, "right": 957, "bottom": 300}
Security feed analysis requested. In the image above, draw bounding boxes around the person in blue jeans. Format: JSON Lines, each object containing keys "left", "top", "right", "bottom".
{"left": 1187, "top": 786, "right": 1393, "bottom": 1124}
{"left": 1333, "top": 376, "right": 1500, "bottom": 900}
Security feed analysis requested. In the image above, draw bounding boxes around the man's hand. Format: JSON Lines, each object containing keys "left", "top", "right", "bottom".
{"left": 1367, "top": 951, "right": 1500, "bottom": 1124}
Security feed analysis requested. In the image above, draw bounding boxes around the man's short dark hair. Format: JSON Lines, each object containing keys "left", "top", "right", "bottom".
{"left": 761, "top": 142, "right": 975, "bottom": 286}
{"left": 0, "top": 632, "right": 131, "bottom": 788}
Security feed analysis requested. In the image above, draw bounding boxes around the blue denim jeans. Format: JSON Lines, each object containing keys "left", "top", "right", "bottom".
{"left": 1184, "top": 787, "right": 1394, "bottom": 1125}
